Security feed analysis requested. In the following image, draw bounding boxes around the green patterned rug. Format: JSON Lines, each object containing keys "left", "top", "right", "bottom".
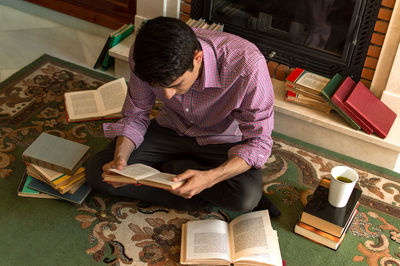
{"left": 1, "top": 54, "right": 400, "bottom": 265}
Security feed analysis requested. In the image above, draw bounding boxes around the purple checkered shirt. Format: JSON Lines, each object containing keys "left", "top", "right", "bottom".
{"left": 103, "top": 28, "right": 274, "bottom": 168}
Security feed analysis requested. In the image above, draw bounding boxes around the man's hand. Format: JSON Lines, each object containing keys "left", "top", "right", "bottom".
{"left": 171, "top": 156, "right": 251, "bottom": 199}
{"left": 101, "top": 136, "right": 136, "bottom": 188}
{"left": 170, "top": 169, "right": 214, "bottom": 199}
{"left": 102, "top": 157, "right": 128, "bottom": 188}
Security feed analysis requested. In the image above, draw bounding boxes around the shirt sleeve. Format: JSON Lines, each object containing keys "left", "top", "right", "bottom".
{"left": 103, "top": 65, "right": 155, "bottom": 148}
{"left": 228, "top": 58, "right": 274, "bottom": 168}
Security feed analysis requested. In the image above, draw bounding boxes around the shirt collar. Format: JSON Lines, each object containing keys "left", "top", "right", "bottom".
{"left": 192, "top": 38, "right": 221, "bottom": 91}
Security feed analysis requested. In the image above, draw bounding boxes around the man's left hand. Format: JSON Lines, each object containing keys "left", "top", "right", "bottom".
{"left": 170, "top": 169, "right": 214, "bottom": 199}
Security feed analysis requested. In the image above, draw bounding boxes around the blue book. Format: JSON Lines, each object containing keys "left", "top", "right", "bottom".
{"left": 28, "top": 177, "right": 92, "bottom": 205}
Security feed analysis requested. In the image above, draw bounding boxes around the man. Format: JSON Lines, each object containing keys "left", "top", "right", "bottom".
{"left": 86, "top": 17, "right": 280, "bottom": 216}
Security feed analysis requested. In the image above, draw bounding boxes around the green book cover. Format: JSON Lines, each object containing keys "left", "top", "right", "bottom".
{"left": 22, "top": 132, "right": 90, "bottom": 175}
{"left": 102, "top": 23, "right": 134, "bottom": 70}
{"left": 320, "top": 74, "right": 361, "bottom": 130}
{"left": 17, "top": 171, "right": 56, "bottom": 199}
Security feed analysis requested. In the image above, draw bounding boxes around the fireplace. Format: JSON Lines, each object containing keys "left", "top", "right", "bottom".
{"left": 191, "top": 0, "right": 382, "bottom": 80}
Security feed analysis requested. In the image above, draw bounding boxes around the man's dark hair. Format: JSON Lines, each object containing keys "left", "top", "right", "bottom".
{"left": 133, "top": 17, "right": 201, "bottom": 87}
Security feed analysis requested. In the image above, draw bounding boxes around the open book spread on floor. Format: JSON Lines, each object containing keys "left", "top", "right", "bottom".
{"left": 64, "top": 77, "right": 127, "bottom": 122}
{"left": 103, "top": 163, "right": 184, "bottom": 190}
{"left": 180, "top": 210, "right": 283, "bottom": 266}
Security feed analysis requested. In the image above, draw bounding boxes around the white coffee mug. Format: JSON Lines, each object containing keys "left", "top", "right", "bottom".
{"left": 328, "top": 166, "right": 359, "bottom": 208}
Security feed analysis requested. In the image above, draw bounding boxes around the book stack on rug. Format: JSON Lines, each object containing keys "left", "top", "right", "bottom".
{"left": 285, "top": 68, "right": 332, "bottom": 114}
{"left": 18, "top": 132, "right": 92, "bottom": 204}
{"left": 286, "top": 67, "right": 397, "bottom": 138}
{"left": 294, "top": 178, "right": 362, "bottom": 250}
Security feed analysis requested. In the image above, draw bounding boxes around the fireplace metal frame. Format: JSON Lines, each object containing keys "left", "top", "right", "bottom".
{"left": 191, "top": 0, "right": 382, "bottom": 80}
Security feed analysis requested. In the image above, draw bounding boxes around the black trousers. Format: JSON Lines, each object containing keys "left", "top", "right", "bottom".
{"left": 86, "top": 120, "right": 263, "bottom": 212}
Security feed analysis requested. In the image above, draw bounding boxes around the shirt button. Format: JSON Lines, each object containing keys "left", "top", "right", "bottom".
{"left": 185, "top": 108, "right": 189, "bottom": 112}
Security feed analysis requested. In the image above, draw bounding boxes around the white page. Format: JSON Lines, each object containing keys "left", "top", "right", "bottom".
{"left": 234, "top": 231, "right": 283, "bottom": 266}
{"left": 186, "top": 219, "right": 232, "bottom": 261}
{"left": 110, "top": 163, "right": 160, "bottom": 180}
{"left": 64, "top": 90, "right": 102, "bottom": 120}
{"left": 97, "top": 78, "right": 127, "bottom": 115}
{"left": 229, "top": 210, "right": 273, "bottom": 259}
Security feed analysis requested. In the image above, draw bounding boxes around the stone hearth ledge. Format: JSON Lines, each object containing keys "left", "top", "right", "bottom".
{"left": 273, "top": 78, "right": 400, "bottom": 173}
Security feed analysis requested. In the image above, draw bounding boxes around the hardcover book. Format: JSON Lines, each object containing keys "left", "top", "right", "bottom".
{"left": 286, "top": 83, "right": 327, "bottom": 102}
{"left": 101, "top": 23, "right": 134, "bottom": 70}
{"left": 103, "top": 163, "right": 184, "bottom": 190}
{"left": 17, "top": 171, "right": 56, "bottom": 199}
{"left": 300, "top": 178, "right": 362, "bottom": 237}
{"left": 344, "top": 81, "right": 397, "bottom": 138}
{"left": 286, "top": 68, "right": 330, "bottom": 95}
{"left": 22, "top": 132, "right": 90, "bottom": 175}
{"left": 319, "top": 74, "right": 361, "bottom": 130}
{"left": 93, "top": 24, "right": 128, "bottom": 69}
{"left": 180, "top": 210, "right": 283, "bottom": 266}
{"left": 331, "top": 77, "right": 373, "bottom": 134}
{"left": 294, "top": 208, "right": 358, "bottom": 251}
{"left": 64, "top": 78, "right": 127, "bottom": 122}
{"left": 285, "top": 90, "right": 332, "bottom": 114}
{"left": 28, "top": 177, "right": 92, "bottom": 205}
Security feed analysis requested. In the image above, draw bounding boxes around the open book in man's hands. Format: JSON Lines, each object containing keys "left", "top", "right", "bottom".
{"left": 180, "top": 210, "right": 283, "bottom": 266}
{"left": 64, "top": 78, "right": 127, "bottom": 122}
{"left": 103, "top": 163, "right": 184, "bottom": 190}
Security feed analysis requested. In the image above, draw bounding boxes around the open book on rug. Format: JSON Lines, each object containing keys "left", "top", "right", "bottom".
{"left": 180, "top": 210, "right": 283, "bottom": 265}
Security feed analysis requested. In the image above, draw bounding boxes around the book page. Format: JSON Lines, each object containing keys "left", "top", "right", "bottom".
{"left": 229, "top": 210, "right": 273, "bottom": 259}
{"left": 110, "top": 163, "right": 161, "bottom": 181}
{"left": 140, "top": 172, "right": 184, "bottom": 190}
{"left": 296, "top": 72, "right": 330, "bottom": 91}
{"left": 185, "top": 219, "right": 232, "bottom": 262}
{"left": 97, "top": 78, "right": 127, "bottom": 116}
{"left": 234, "top": 231, "right": 283, "bottom": 266}
{"left": 64, "top": 90, "right": 102, "bottom": 120}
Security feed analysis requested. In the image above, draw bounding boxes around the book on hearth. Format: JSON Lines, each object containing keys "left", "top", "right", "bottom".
{"left": 331, "top": 77, "right": 373, "bottom": 134}
{"left": 286, "top": 68, "right": 331, "bottom": 95}
{"left": 103, "top": 163, "right": 184, "bottom": 190}
{"left": 319, "top": 74, "right": 361, "bottom": 131}
{"left": 285, "top": 90, "right": 332, "bottom": 114}
{"left": 300, "top": 178, "right": 362, "bottom": 238}
{"left": 344, "top": 81, "right": 397, "bottom": 139}
{"left": 180, "top": 210, "right": 283, "bottom": 266}
{"left": 22, "top": 132, "right": 90, "bottom": 175}
{"left": 64, "top": 78, "right": 127, "bottom": 122}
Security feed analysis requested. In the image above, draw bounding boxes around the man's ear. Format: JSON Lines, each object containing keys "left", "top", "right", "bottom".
{"left": 193, "top": 50, "right": 203, "bottom": 65}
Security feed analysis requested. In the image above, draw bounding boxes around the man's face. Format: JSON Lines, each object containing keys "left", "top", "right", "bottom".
{"left": 161, "top": 50, "right": 203, "bottom": 100}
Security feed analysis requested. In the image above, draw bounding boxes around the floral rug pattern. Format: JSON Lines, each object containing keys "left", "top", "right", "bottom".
{"left": 1, "top": 54, "right": 400, "bottom": 265}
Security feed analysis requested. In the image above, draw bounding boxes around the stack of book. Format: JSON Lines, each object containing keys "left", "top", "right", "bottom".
{"left": 285, "top": 68, "right": 332, "bottom": 114}
{"left": 94, "top": 23, "right": 134, "bottom": 70}
{"left": 186, "top": 18, "right": 224, "bottom": 31}
{"left": 321, "top": 74, "right": 397, "bottom": 138}
{"left": 286, "top": 67, "right": 397, "bottom": 138}
{"left": 294, "top": 178, "right": 362, "bottom": 250}
{"left": 18, "top": 132, "right": 92, "bottom": 204}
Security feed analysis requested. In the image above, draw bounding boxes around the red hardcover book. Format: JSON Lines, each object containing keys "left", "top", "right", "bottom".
{"left": 331, "top": 77, "right": 373, "bottom": 134}
{"left": 344, "top": 82, "right": 397, "bottom": 138}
